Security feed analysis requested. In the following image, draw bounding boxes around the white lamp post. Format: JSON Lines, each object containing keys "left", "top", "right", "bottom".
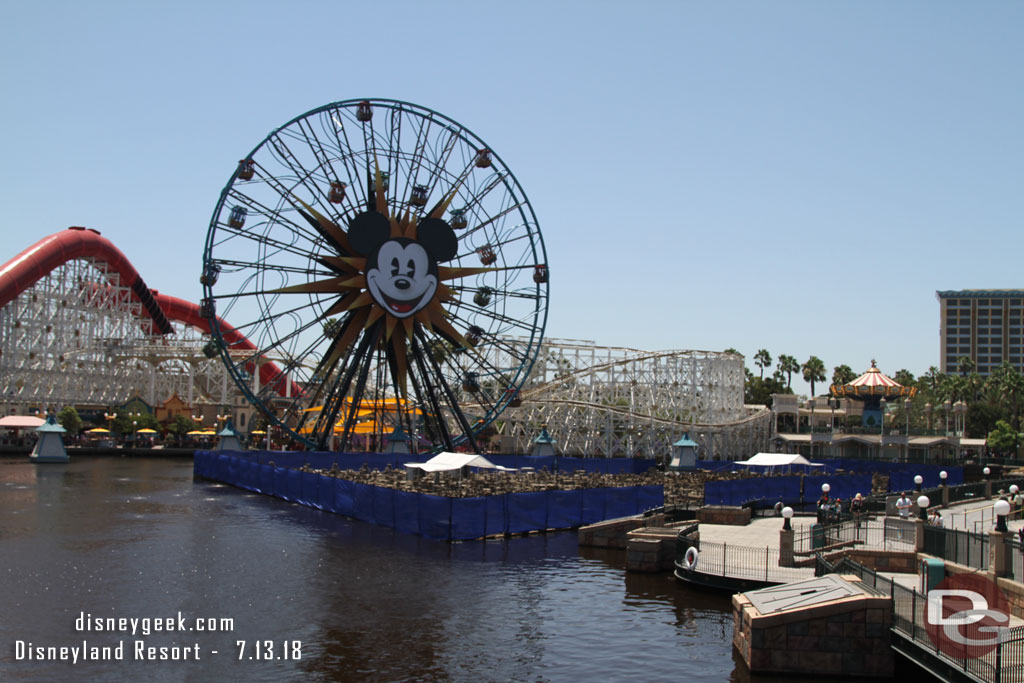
{"left": 939, "top": 470, "right": 948, "bottom": 487}
{"left": 782, "top": 506, "right": 794, "bottom": 531}
{"left": 995, "top": 499, "right": 1011, "bottom": 532}
{"left": 917, "top": 495, "right": 930, "bottom": 521}
{"left": 914, "top": 474, "right": 923, "bottom": 492}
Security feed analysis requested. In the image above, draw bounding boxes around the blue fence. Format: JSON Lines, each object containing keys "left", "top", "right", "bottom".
{"left": 703, "top": 473, "right": 874, "bottom": 508}
{"left": 195, "top": 452, "right": 663, "bottom": 541}
{"left": 696, "top": 458, "right": 964, "bottom": 492}
{"left": 226, "top": 450, "right": 657, "bottom": 475}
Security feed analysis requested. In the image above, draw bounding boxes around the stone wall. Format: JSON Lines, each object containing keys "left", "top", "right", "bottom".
{"left": 825, "top": 549, "right": 918, "bottom": 574}
{"left": 733, "top": 584, "right": 894, "bottom": 678}
{"left": 625, "top": 527, "right": 680, "bottom": 573}
{"left": 578, "top": 517, "right": 646, "bottom": 549}
{"left": 696, "top": 505, "right": 751, "bottom": 525}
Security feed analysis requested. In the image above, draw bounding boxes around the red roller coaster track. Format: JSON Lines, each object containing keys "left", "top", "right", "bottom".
{"left": 0, "top": 226, "right": 300, "bottom": 398}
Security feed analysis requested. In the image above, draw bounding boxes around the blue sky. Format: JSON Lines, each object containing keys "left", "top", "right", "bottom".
{"left": 2, "top": 1, "right": 1022, "bottom": 395}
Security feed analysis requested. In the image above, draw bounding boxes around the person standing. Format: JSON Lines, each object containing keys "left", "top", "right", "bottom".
{"left": 896, "top": 492, "right": 912, "bottom": 519}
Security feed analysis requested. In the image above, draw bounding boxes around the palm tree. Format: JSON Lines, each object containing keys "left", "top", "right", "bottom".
{"left": 802, "top": 356, "right": 827, "bottom": 397}
{"left": 754, "top": 349, "right": 772, "bottom": 379}
{"left": 778, "top": 354, "right": 800, "bottom": 390}
{"left": 893, "top": 369, "right": 915, "bottom": 387}
{"left": 957, "top": 356, "right": 976, "bottom": 377}
{"left": 987, "top": 362, "right": 1024, "bottom": 433}
{"left": 831, "top": 364, "right": 856, "bottom": 387}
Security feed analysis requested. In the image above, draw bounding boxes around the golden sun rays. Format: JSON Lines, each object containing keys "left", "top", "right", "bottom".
{"left": 268, "top": 162, "right": 490, "bottom": 402}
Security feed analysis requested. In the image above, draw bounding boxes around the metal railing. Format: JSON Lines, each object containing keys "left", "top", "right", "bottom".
{"left": 824, "top": 556, "right": 1024, "bottom": 683}
{"left": 922, "top": 525, "right": 991, "bottom": 570}
{"left": 675, "top": 525, "right": 813, "bottom": 585}
{"left": 792, "top": 517, "right": 917, "bottom": 554}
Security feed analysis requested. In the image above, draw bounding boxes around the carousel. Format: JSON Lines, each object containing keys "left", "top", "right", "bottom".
{"left": 829, "top": 360, "right": 916, "bottom": 428}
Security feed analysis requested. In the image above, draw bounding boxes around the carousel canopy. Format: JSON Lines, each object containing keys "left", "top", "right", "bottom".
{"left": 830, "top": 360, "right": 916, "bottom": 399}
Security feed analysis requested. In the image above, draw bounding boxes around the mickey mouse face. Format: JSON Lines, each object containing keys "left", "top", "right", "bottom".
{"left": 366, "top": 239, "right": 437, "bottom": 318}
{"left": 350, "top": 211, "right": 459, "bottom": 320}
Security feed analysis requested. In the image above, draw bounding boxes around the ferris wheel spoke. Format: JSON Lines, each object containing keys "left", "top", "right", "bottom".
{"left": 265, "top": 133, "right": 332, "bottom": 206}
{"left": 326, "top": 111, "right": 371, "bottom": 211}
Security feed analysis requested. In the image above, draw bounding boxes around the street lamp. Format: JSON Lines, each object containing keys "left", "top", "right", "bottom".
{"left": 914, "top": 475, "right": 923, "bottom": 492}
{"left": 924, "top": 402, "right": 933, "bottom": 431}
{"left": 132, "top": 420, "right": 138, "bottom": 443}
{"left": 983, "top": 466, "right": 991, "bottom": 478}
{"left": 917, "top": 495, "right": 930, "bottom": 521}
{"left": 954, "top": 401, "right": 967, "bottom": 439}
{"left": 822, "top": 483, "right": 830, "bottom": 496}
{"left": 995, "top": 499, "right": 1010, "bottom": 532}
{"left": 782, "top": 506, "right": 794, "bottom": 531}
{"left": 939, "top": 470, "right": 948, "bottom": 487}
{"left": 943, "top": 399, "right": 952, "bottom": 436}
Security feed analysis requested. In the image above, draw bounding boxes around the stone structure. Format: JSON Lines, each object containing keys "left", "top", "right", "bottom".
{"left": 733, "top": 575, "right": 894, "bottom": 677}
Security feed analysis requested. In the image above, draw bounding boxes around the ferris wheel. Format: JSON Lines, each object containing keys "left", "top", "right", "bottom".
{"left": 200, "top": 98, "right": 548, "bottom": 453}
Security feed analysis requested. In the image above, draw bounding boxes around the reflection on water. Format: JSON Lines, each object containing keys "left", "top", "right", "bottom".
{"left": 0, "top": 456, "right": 899, "bottom": 681}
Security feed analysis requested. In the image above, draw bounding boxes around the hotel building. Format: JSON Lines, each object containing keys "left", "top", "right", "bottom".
{"left": 937, "top": 289, "right": 1024, "bottom": 376}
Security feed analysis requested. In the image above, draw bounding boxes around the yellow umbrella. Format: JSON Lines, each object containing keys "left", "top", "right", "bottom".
{"left": 186, "top": 430, "right": 204, "bottom": 436}
{"left": 251, "top": 429, "right": 266, "bottom": 435}
{"left": 137, "top": 428, "right": 158, "bottom": 434}
{"left": 86, "top": 427, "right": 110, "bottom": 434}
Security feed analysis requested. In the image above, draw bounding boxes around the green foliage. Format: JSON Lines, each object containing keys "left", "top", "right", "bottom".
{"left": 777, "top": 354, "right": 800, "bottom": 389}
{"left": 754, "top": 349, "right": 772, "bottom": 379}
{"left": 112, "top": 412, "right": 159, "bottom": 434}
{"left": 802, "top": 356, "right": 826, "bottom": 397}
{"left": 831, "top": 364, "right": 856, "bottom": 387}
{"left": 169, "top": 415, "right": 199, "bottom": 437}
{"left": 987, "top": 420, "right": 1022, "bottom": 453}
{"left": 893, "top": 369, "right": 915, "bottom": 387}
{"left": 57, "top": 406, "right": 82, "bottom": 435}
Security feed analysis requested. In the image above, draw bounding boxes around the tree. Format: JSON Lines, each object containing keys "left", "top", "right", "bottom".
{"left": 754, "top": 349, "right": 772, "bottom": 379}
{"left": 777, "top": 354, "right": 800, "bottom": 390}
{"left": 987, "top": 362, "right": 1024, "bottom": 432}
{"left": 893, "top": 369, "right": 915, "bottom": 387}
{"left": 802, "top": 356, "right": 826, "bottom": 397}
{"left": 987, "top": 420, "right": 1022, "bottom": 454}
{"left": 957, "top": 356, "right": 976, "bottom": 377}
{"left": 57, "top": 406, "right": 82, "bottom": 435}
{"left": 831, "top": 364, "right": 856, "bottom": 387}
{"left": 169, "top": 415, "right": 199, "bottom": 439}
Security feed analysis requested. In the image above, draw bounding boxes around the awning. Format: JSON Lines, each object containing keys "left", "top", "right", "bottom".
{"left": 0, "top": 415, "right": 46, "bottom": 428}
{"left": 404, "top": 452, "right": 514, "bottom": 473}
{"left": 734, "top": 453, "right": 823, "bottom": 468}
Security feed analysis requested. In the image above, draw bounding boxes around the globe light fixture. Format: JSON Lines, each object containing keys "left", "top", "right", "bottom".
{"left": 917, "top": 495, "right": 930, "bottom": 521}
{"left": 782, "top": 506, "right": 794, "bottom": 531}
{"left": 914, "top": 474, "right": 923, "bottom": 492}
{"left": 995, "top": 499, "right": 1011, "bottom": 532}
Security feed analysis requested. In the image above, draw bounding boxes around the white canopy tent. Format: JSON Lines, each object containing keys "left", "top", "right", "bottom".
{"left": 404, "top": 452, "right": 515, "bottom": 473}
{"left": 0, "top": 415, "right": 46, "bottom": 428}
{"left": 734, "top": 453, "right": 824, "bottom": 472}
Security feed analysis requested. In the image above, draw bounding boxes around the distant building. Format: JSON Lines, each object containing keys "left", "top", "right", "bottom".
{"left": 936, "top": 290, "right": 1024, "bottom": 376}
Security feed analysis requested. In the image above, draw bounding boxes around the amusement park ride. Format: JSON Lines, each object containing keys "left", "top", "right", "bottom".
{"left": 0, "top": 99, "right": 767, "bottom": 458}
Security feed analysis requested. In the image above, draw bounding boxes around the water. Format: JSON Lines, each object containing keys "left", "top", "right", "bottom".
{"left": 0, "top": 456, "right": 793, "bottom": 681}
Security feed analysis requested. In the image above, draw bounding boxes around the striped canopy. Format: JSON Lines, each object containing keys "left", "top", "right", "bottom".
{"left": 830, "top": 360, "right": 917, "bottom": 398}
